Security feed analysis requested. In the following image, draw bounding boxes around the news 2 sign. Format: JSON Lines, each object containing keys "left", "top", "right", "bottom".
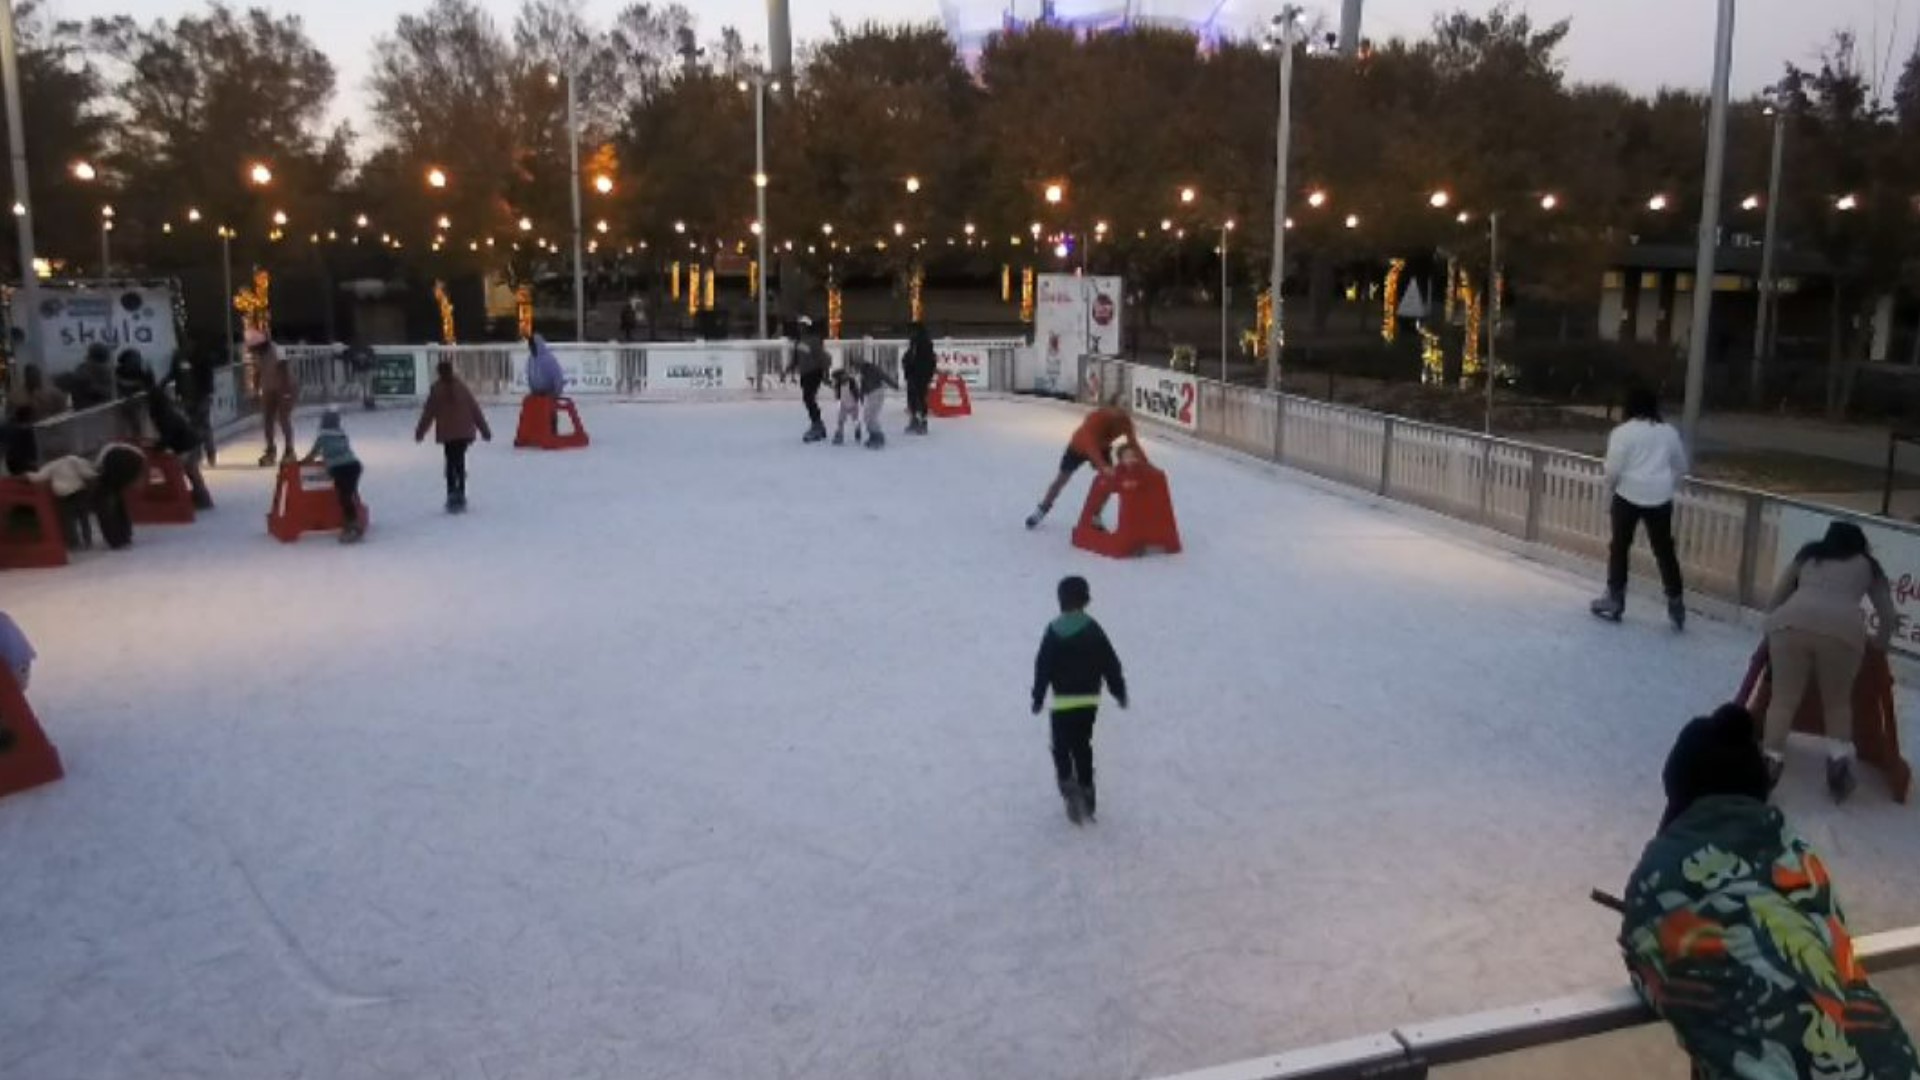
{"left": 1132, "top": 369, "right": 1198, "bottom": 432}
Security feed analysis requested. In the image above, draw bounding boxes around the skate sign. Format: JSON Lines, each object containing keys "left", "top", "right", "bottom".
{"left": 1132, "top": 369, "right": 1198, "bottom": 432}
{"left": 935, "top": 344, "right": 989, "bottom": 388}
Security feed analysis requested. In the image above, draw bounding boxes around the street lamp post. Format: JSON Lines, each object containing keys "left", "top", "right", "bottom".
{"left": 562, "top": 67, "right": 586, "bottom": 341}
{"left": 740, "top": 72, "right": 778, "bottom": 339}
{"left": 1265, "top": 5, "right": 1303, "bottom": 392}
{"left": 1681, "top": 0, "right": 1737, "bottom": 453}
{"left": 1484, "top": 210, "right": 1501, "bottom": 433}
{"left": 1751, "top": 101, "right": 1786, "bottom": 405}
{"left": 0, "top": 0, "right": 39, "bottom": 374}
{"left": 1221, "top": 221, "right": 1232, "bottom": 381}
{"left": 99, "top": 206, "right": 112, "bottom": 277}
{"left": 218, "top": 226, "right": 235, "bottom": 368}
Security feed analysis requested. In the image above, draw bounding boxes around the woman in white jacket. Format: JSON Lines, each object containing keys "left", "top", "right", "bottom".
{"left": 1591, "top": 387, "right": 1690, "bottom": 628}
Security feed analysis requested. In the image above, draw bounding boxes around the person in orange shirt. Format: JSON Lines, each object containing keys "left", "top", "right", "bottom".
{"left": 1026, "top": 405, "right": 1144, "bottom": 529}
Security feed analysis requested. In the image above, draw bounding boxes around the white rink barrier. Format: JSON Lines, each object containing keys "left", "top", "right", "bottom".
{"left": 270, "top": 339, "right": 1030, "bottom": 404}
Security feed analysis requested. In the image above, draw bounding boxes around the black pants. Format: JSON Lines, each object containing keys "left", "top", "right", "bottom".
{"left": 95, "top": 447, "right": 145, "bottom": 550}
{"left": 329, "top": 462, "right": 363, "bottom": 527}
{"left": 800, "top": 371, "right": 824, "bottom": 427}
{"left": 1608, "top": 495, "right": 1684, "bottom": 598}
{"left": 1050, "top": 709, "right": 1097, "bottom": 799}
{"left": 906, "top": 377, "right": 931, "bottom": 420}
{"left": 443, "top": 439, "right": 471, "bottom": 496}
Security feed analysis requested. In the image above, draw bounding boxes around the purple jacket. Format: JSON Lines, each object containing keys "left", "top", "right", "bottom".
{"left": 527, "top": 337, "right": 567, "bottom": 394}
{"left": 0, "top": 612, "right": 33, "bottom": 680}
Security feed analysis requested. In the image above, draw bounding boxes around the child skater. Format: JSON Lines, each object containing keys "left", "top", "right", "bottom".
{"left": 830, "top": 365, "right": 864, "bottom": 446}
{"left": 415, "top": 361, "right": 493, "bottom": 512}
{"left": 1031, "top": 575, "right": 1128, "bottom": 824}
{"left": 851, "top": 355, "right": 899, "bottom": 449}
{"left": 302, "top": 408, "right": 365, "bottom": 543}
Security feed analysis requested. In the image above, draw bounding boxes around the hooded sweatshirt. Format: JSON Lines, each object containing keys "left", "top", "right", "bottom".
{"left": 1032, "top": 611, "right": 1127, "bottom": 713}
{"left": 308, "top": 415, "right": 358, "bottom": 469}
{"left": 526, "top": 336, "right": 567, "bottom": 394}
{"left": 1621, "top": 795, "right": 1919, "bottom": 1079}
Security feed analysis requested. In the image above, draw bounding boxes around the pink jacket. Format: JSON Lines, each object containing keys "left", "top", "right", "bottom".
{"left": 415, "top": 378, "right": 492, "bottom": 444}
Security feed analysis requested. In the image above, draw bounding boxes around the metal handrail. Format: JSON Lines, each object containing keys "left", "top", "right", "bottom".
{"left": 1154, "top": 925, "right": 1920, "bottom": 1079}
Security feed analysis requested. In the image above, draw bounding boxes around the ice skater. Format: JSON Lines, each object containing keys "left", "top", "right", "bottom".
{"left": 302, "top": 408, "right": 364, "bottom": 543}
{"left": 850, "top": 354, "right": 899, "bottom": 449}
{"left": 1591, "top": 386, "right": 1690, "bottom": 628}
{"left": 1031, "top": 575, "right": 1128, "bottom": 824}
{"left": 787, "top": 317, "right": 831, "bottom": 443}
{"left": 901, "top": 322, "right": 936, "bottom": 435}
{"left": 1025, "top": 402, "right": 1144, "bottom": 530}
{"left": 830, "top": 366, "right": 864, "bottom": 445}
{"left": 415, "top": 361, "right": 493, "bottom": 513}
{"left": 249, "top": 330, "right": 299, "bottom": 467}
{"left": 0, "top": 609, "right": 33, "bottom": 692}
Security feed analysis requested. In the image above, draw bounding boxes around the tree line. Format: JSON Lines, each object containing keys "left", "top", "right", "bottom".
{"left": 3, "top": 0, "right": 1917, "bottom": 379}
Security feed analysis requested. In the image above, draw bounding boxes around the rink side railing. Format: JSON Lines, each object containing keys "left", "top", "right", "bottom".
{"left": 24, "top": 338, "right": 1027, "bottom": 461}
{"left": 1085, "top": 358, "right": 1920, "bottom": 660}
{"left": 1155, "top": 926, "right": 1920, "bottom": 1079}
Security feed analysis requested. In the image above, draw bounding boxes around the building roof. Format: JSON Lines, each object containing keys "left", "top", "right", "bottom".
{"left": 1612, "top": 242, "right": 1834, "bottom": 278}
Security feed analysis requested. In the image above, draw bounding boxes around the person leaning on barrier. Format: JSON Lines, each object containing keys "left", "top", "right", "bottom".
{"left": 141, "top": 372, "right": 213, "bottom": 510}
{"left": 1620, "top": 703, "right": 1920, "bottom": 1080}
{"left": 59, "top": 344, "right": 115, "bottom": 411}
{"left": 21, "top": 364, "right": 67, "bottom": 421}
{"left": 163, "top": 349, "right": 217, "bottom": 466}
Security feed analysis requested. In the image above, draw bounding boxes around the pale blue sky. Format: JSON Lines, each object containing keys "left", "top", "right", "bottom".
{"left": 43, "top": 0, "right": 1920, "bottom": 141}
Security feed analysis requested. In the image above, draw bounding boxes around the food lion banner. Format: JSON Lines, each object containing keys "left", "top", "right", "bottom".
{"left": 645, "top": 348, "right": 752, "bottom": 393}
{"left": 1025, "top": 275, "right": 1124, "bottom": 394}
{"left": 1130, "top": 368, "right": 1198, "bottom": 432}
{"left": 17, "top": 285, "right": 180, "bottom": 376}
{"left": 1775, "top": 505, "right": 1920, "bottom": 659}
{"left": 935, "top": 344, "right": 990, "bottom": 389}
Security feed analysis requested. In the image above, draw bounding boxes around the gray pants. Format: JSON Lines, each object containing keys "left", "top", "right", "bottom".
{"left": 862, "top": 389, "right": 886, "bottom": 434}
{"left": 1764, "top": 627, "right": 1862, "bottom": 757}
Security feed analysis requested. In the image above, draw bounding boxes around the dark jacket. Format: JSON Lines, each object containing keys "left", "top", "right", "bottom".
{"left": 902, "top": 334, "right": 937, "bottom": 386}
{"left": 147, "top": 390, "right": 202, "bottom": 455}
{"left": 62, "top": 355, "right": 115, "bottom": 410}
{"left": 853, "top": 359, "right": 899, "bottom": 396}
{"left": 1032, "top": 611, "right": 1127, "bottom": 713}
{"left": 1, "top": 416, "right": 37, "bottom": 476}
{"left": 790, "top": 337, "right": 829, "bottom": 377}
{"left": 415, "top": 377, "right": 492, "bottom": 444}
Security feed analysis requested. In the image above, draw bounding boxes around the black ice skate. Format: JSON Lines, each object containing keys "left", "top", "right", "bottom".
{"left": 803, "top": 423, "right": 827, "bottom": 444}
{"left": 1025, "top": 505, "right": 1049, "bottom": 530}
{"left": 1667, "top": 597, "right": 1687, "bottom": 632}
{"left": 832, "top": 430, "right": 845, "bottom": 445}
{"left": 447, "top": 492, "right": 468, "bottom": 514}
{"left": 1082, "top": 782, "right": 1096, "bottom": 822}
{"left": 1058, "top": 778, "right": 1084, "bottom": 825}
{"left": 866, "top": 430, "right": 885, "bottom": 450}
{"left": 258, "top": 448, "right": 278, "bottom": 468}
{"left": 1589, "top": 591, "right": 1624, "bottom": 623}
{"left": 338, "top": 523, "right": 365, "bottom": 544}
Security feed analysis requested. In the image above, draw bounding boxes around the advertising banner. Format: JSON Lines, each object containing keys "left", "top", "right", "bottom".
{"left": 370, "top": 351, "right": 421, "bottom": 399}
{"left": 934, "top": 344, "right": 990, "bottom": 389}
{"left": 1030, "top": 275, "right": 1124, "bottom": 394}
{"left": 15, "top": 285, "right": 180, "bottom": 375}
{"left": 1131, "top": 368, "right": 1198, "bottom": 432}
{"left": 647, "top": 349, "right": 750, "bottom": 392}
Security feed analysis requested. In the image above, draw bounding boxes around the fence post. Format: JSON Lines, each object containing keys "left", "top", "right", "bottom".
{"left": 1478, "top": 440, "right": 1494, "bottom": 524}
{"left": 1273, "top": 392, "right": 1287, "bottom": 465}
{"left": 1524, "top": 448, "right": 1547, "bottom": 542}
{"left": 1378, "top": 418, "right": 1395, "bottom": 496}
{"left": 1737, "top": 491, "right": 1765, "bottom": 610}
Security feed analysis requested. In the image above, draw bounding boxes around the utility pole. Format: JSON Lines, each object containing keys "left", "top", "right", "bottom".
{"left": 1681, "top": 0, "right": 1736, "bottom": 452}
{"left": 1265, "top": 5, "right": 1301, "bottom": 393}
{"left": 1, "top": 0, "right": 40, "bottom": 377}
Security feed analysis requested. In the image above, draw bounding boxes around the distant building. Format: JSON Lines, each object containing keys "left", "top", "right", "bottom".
{"left": 941, "top": 0, "right": 1253, "bottom": 57}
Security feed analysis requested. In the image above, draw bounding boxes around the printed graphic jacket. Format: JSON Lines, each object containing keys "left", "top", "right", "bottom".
{"left": 1620, "top": 794, "right": 1920, "bottom": 1080}
{"left": 1032, "top": 612, "right": 1127, "bottom": 714}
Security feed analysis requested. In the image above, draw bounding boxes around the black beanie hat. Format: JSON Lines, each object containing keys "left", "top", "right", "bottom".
{"left": 1057, "top": 576, "right": 1091, "bottom": 610}
{"left": 1659, "top": 703, "right": 1772, "bottom": 831}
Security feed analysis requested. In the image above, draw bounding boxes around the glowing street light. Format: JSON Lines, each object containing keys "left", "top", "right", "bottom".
{"left": 272, "top": 210, "right": 288, "bottom": 226}
{"left": 963, "top": 222, "right": 976, "bottom": 237}
{"left": 187, "top": 208, "right": 202, "bottom": 223}
{"left": 249, "top": 162, "right": 273, "bottom": 186}
{"left": 427, "top": 167, "right": 448, "bottom": 188}
{"left": 1179, "top": 186, "right": 1197, "bottom": 204}
{"left": 1053, "top": 241, "right": 1069, "bottom": 258}
{"left": 821, "top": 223, "right": 834, "bottom": 236}
{"left": 1344, "top": 213, "right": 1360, "bottom": 229}
{"left": 905, "top": 176, "right": 921, "bottom": 194}
{"left": 1539, "top": 193, "right": 1559, "bottom": 211}
{"left": 437, "top": 214, "right": 452, "bottom": 230}
{"left": 1836, "top": 193, "right": 1859, "bottom": 212}
{"left": 593, "top": 175, "right": 614, "bottom": 195}
{"left": 1456, "top": 211, "right": 1472, "bottom": 225}
{"left": 1030, "top": 222, "right": 1043, "bottom": 238}
{"left": 1741, "top": 194, "right": 1762, "bottom": 212}
{"left": 1306, "top": 189, "right": 1328, "bottom": 209}
{"left": 674, "top": 220, "right": 687, "bottom": 234}
{"left": 71, "top": 161, "right": 96, "bottom": 181}
{"left": 355, "top": 213, "right": 369, "bottom": 228}
{"left": 1159, "top": 218, "right": 1173, "bottom": 232}
{"left": 518, "top": 217, "right": 533, "bottom": 232}
{"left": 1648, "top": 194, "right": 1670, "bottom": 212}
{"left": 1044, "top": 182, "right": 1065, "bottom": 205}
{"left": 1095, "top": 221, "right": 1109, "bottom": 236}
{"left": 100, "top": 204, "right": 114, "bottom": 219}
{"left": 893, "top": 222, "right": 905, "bottom": 237}
{"left": 595, "top": 219, "right": 609, "bottom": 234}
{"left": 1428, "top": 190, "right": 1451, "bottom": 209}
{"left": 753, "top": 172, "right": 768, "bottom": 189}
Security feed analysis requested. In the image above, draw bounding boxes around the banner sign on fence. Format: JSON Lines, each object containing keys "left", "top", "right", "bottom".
{"left": 1131, "top": 369, "right": 1198, "bottom": 432}
{"left": 210, "top": 365, "right": 242, "bottom": 428}
{"left": 935, "top": 345, "right": 989, "bottom": 389}
{"left": 16, "top": 285, "right": 180, "bottom": 376}
{"left": 647, "top": 349, "right": 750, "bottom": 392}
{"left": 1775, "top": 505, "right": 1920, "bottom": 658}
{"left": 370, "top": 351, "right": 420, "bottom": 398}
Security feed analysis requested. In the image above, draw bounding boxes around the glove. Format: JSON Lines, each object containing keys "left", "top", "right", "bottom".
{"left": 1031, "top": 699, "right": 1044, "bottom": 715}
{"left": 1116, "top": 695, "right": 1129, "bottom": 710}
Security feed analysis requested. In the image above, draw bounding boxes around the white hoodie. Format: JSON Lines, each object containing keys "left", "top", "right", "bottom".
{"left": 1605, "top": 418, "right": 1689, "bottom": 508}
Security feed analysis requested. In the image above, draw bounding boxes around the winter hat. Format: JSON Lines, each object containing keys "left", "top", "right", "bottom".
{"left": 1659, "top": 703, "right": 1772, "bottom": 832}
{"left": 1057, "top": 575, "right": 1091, "bottom": 611}
{"left": 320, "top": 407, "right": 342, "bottom": 431}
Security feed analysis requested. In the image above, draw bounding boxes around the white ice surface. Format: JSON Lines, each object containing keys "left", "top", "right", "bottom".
{"left": 3, "top": 398, "right": 1918, "bottom": 1080}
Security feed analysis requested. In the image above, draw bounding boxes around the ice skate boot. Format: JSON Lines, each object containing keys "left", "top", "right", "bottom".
{"left": 1828, "top": 756, "right": 1858, "bottom": 803}
{"left": 803, "top": 422, "right": 827, "bottom": 444}
{"left": 1025, "top": 505, "right": 1049, "bottom": 530}
{"left": 1589, "top": 591, "right": 1624, "bottom": 623}
{"left": 1082, "top": 782, "right": 1096, "bottom": 822}
{"left": 258, "top": 448, "right": 277, "bottom": 468}
{"left": 866, "top": 430, "right": 885, "bottom": 450}
{"left": 832, "top": 430, "right": 845, "bottom": 445}
{"left": 1667, "top": 597, "right": 1687, "bottom": 632}
{"left": 338, "top": 523, "right": 364, "bottom": 544}
{"left": 1058, "top": 779, "right": 1084, "bottom": 825}
{"left": 280, "top": 448, "right": 296, "bottom": 465}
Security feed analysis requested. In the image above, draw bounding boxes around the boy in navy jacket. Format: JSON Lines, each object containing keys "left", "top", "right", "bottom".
{"left": 1032, "top": 575, "right": 1127, "bottom": 823}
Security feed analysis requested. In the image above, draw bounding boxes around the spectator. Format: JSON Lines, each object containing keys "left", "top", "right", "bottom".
{"left": 1762, "top": 521, "right": 1896, "bottom": 801}
{"left": 114, "top": 349, "right": 152, "bottom": 438}
{"left": 60, "top": 344, "right": 115, "bottom": 410}
{"left": 21, "top": 364, "right": 67, "bottom": 421}
{"left": 1591, "top": 386, "right": 1690, "bottom": 629}
{"left": 1621, "top": 703, "right": 1920, "bottom": 1078}
{"left": 0, "top": 609, "right": 31, "bottom": 693}
{"left": 619, "top": 301, "right": 639, "bottom": 343}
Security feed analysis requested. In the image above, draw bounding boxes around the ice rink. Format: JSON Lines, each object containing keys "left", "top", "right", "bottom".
{"left": 4, "top": 396, "right": 1918, "bottom": 1080}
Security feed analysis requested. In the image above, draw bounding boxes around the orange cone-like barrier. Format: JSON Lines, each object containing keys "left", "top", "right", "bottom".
{"left": 928, "top": 373, "right": 973, "bottom": 419}
{"left": 1072, "top": 460, "right": 1182, "bottom": 559}
{"left": 0, "top": 665, "right": 62, "bottom": 800}
{"left": 267, "top": 460, "right": 368, "bottom": 543}
{"left": 127, "top": 449, "right": 196, "bottom": 526}
{"left": 0, "top": 478, "right": 69, "bottom": 570}
{"left": 514, "top": 395, "right": 590, "bottom": 450}
{"left": 1739, "top": 642, "right": 1910, "bottom": 804}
